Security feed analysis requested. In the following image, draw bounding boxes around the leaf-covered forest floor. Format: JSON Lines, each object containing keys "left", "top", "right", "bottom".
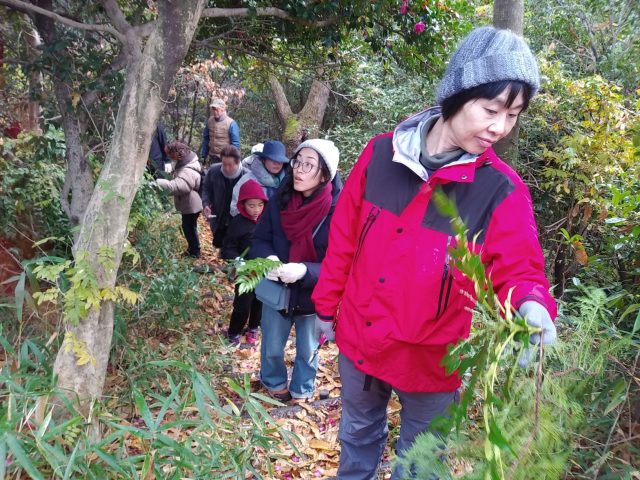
{"left": 110, "top": 218, "right": 401, "bottom": 479}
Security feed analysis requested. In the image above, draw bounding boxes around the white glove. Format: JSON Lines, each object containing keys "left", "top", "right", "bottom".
{"left": 517, "top": 301, "right": 557, "bottom": 367}
{"left": 265, "top": 255, "right": 281, "bottom": 281}
{"left": 156, "top": 178, "right": 170, "bottom": 189}
{"left": 164, "top": 162, "right": 173, "bottom": 173}
{"left": 519, "top": 301, "right": 557, "bottom": 345}
{"left": 278, "top": 263, "right": 307, "bottom": 284}
{"left": 314, "top": 316, "right": 335, "bottom": 343}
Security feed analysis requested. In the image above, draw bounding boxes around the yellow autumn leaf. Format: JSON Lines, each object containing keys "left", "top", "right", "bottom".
{"left": 309, "top": 438, "right": 333, "bottom": 451}
{"left": 115, "top": 286, "right": 140, "bottom": 305}
{"left": 76, "top": 354, "right": 93, "bottom": 366}
{"left": 71, "top": 92, "right": 81, "bottom": 108}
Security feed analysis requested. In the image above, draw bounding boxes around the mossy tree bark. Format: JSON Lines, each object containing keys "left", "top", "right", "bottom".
{"left": 268, "top": 74, "right": 330, "bottom": 155}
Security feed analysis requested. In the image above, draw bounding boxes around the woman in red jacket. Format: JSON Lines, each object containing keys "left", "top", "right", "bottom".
{"left": 312, "top": 26, "right": 558, "bottom": 479}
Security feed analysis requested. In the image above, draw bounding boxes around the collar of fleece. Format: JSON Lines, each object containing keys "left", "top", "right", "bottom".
{"left": 221, "top": 164, "right": 243, "bottom": 180}
{"left": 237, "top": 180, "right": 268, "bottom": 224}
{"left": 392, "top": 106, "right": 479, "bottom": 181}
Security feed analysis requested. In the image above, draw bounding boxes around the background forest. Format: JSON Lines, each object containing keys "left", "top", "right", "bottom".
{"left": 0, "top": 0, "right": 638, "bottom": 479}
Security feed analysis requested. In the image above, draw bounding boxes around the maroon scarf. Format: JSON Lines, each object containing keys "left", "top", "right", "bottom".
{"left": 280, "top": 183, "right": 333, "bottom": 263}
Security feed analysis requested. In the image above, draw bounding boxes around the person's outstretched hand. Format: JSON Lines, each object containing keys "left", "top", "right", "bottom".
{"left": 156, "top": 178, "right": 170, "bottom": 189}
{"left": 517, "top": 301, "right": 557, "bottom": 367}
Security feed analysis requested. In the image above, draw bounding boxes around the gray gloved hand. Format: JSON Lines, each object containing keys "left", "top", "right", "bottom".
{"left": 314, "top": 316, "right": 335, "bottom": 343}
{"left": 517, "top": 301, "right": 557, "bottom": 367}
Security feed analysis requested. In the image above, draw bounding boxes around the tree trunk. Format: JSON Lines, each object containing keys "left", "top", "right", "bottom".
{"left": 52, "top": 0, "right": 206, "bottom": 415}
{"left": 33, "top": 1, "right": 93, "bottom": 226}
{"left": 492, "top": 0, "right": 524, "bottom": 165}
{"left": 23, "top": 26, "right": 43, "bottom": 134}
{"left": 268, "top": 75, "right": 330, "bottom": 155}
{"left": 493, "top": 0, "right": 523, "bottom": 33}
{"left": 54, "top": 82, "right": 95, "bottom": 227}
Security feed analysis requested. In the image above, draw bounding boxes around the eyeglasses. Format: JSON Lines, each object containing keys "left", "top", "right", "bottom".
{"left": 291, "top": 158, "right": 320, "bottom": 174}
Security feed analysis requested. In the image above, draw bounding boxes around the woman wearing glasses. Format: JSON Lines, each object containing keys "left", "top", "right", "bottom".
{"left": 249, "top": 139, "right": 342, "bottom": 402}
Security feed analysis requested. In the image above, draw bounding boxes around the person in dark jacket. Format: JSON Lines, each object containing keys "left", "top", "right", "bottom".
{"left": 201, "top": 144, "right": 247, "bottom": 248}
{"left": 148, "top": 125, "right": 169, "bottom": 178}
{"left": 156, "top": 141, "right": 203, "bottom": 258}
{"left": 221, "top": 180, "right": 269, "bottom": 345}
{"left": 312, "top": 26, "right": 558, "bottom": 479}
{"left": 249, "top": 139, "right": 342, "bottom": 402}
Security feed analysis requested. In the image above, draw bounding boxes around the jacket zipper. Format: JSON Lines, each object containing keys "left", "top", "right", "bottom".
{"left": 353, "top": 206, "right": 380, "bottom": 264}
{"left": 436, "top": 235, "right": 453, "bottom": 317}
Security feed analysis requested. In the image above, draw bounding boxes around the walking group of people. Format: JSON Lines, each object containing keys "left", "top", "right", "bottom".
{"left": 155, "top": 26, "right": 559, "bottom": 479}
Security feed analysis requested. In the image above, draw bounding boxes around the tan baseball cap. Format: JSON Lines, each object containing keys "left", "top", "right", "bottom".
{"left": 210, "top": 98, "right": 226, "bottom": 108}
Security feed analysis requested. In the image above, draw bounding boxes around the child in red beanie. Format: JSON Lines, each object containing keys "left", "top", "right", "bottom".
{"left": 221, "top": 179, "right": 268, "bottom": 344}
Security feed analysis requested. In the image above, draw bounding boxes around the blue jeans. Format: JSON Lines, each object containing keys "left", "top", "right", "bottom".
{"left": 260, "top": 305, "right": 319, "bottom": 399}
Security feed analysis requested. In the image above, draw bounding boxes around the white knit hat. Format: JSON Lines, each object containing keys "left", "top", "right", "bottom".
{"left": 251, "top": 143, "right": 264, "bottom": 154}
{"left": 293, "top": 139, "right": 340, "bottom": 180}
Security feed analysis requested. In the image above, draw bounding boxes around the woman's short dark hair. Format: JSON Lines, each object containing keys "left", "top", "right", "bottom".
{"left": 219, "top": 144, "right": 241, "bottom": 162}
{"left": 440, "top": 80, "right": 533, "bottom": 121}
{"left": 278, "top": 152, "right": 332, "bottom": 210}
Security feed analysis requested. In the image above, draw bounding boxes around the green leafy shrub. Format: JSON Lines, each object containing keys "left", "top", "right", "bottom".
{"left": 399, "top": 196, "right": 638, "bottom": 478}
{"left": 520, "top": 57, "right": 639, "bottom": 306}
{"left": 0, "top": 126, "right": 70, "bottom": 248}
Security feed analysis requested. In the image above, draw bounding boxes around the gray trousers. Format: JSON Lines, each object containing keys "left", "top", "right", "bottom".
{"left": 337, "top": 353, "right": 457, "bottom": 480}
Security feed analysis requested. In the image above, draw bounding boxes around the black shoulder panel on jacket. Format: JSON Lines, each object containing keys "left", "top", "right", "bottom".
{"left": 423, "top": 164, "right": 515, "bottom": 243}
{"left": 364, "top": 136, "right": 423, "bottom": 216}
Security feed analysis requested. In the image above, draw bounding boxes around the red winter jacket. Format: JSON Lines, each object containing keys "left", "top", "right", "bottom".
{"left": 312, "top": 109, "right": 557, "bottom": 393}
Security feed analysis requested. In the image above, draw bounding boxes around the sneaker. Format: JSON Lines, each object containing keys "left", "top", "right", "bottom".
{"left": 245, "top": 329, "right": 259, "bottom": 345}
{"left": 227, "top": 333, "right": 241, "bottom": 345}
{"left": 182, "top": 251, "right": 201, "bottom": 259}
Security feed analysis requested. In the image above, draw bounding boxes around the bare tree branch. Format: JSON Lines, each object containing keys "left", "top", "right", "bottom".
{"left": 0, "top": 0, "right": 125, "bottom": 43}
{"left": 99, "top": 0, "right": 143, "bottom": 62}
{"left": 268, "top": 74, "right": 293, "bottom": 125}
{"left": 201, "top": 6, "right": 338, "bottom": 27}
{"left": 99, "top": 0, "right": 130, "bottom": 33}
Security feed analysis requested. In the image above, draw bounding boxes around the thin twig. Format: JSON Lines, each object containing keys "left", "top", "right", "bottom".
{"left": 0, "top": 240, "right": 22, "bottom": 267}
{"left": 0, "top": 0, "right": 125, "bottom": 43}
{"left": 591, "top": 350, "right": 639, "bottom": 479}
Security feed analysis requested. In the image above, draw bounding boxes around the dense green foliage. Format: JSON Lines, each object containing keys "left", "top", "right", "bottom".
{"left": 0, "top": 127, "right": 70, "bottom": 247}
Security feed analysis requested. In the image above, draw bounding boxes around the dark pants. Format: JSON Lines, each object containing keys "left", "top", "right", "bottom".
{"left": 337, "top": 353, "right": 458, "bottom": 479}
{"left": 228, "top": 285, "right": 262, "bottom": 336}
{"left": 210, "top": 222, "right": 228, "bottom": 249}
{"left": 181, "top": 212, "right": 200, "bottom": 256}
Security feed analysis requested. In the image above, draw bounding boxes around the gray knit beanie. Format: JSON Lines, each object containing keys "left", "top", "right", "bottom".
{"left": 436, "top": 26, "right": 540, "bottom": 105}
